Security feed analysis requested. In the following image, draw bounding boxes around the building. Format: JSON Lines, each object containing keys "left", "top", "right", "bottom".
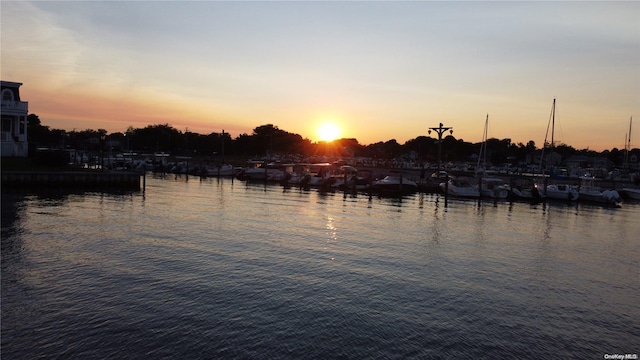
{"left": 1, "top": 81, "right": 29, "bottom": 157}
{"left": 526, "top": 149, "right": 562, "bottom": 167}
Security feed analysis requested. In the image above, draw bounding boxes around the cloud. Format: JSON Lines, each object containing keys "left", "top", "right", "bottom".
{"left": 2, "top": 1, "right": 638, "bottom": 150}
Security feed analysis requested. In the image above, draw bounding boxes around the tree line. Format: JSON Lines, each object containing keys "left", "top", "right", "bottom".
{"left": 26, "top": 114, "right": 636, "bottom": 167}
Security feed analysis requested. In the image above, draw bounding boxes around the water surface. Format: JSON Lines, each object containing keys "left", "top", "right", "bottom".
{"left": 2, "top": 175, "right": 639, "bottom": 359}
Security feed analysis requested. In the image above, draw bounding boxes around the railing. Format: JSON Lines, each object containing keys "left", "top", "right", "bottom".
{"left": 0, "top": 100, "right": 28, "bottom": 112}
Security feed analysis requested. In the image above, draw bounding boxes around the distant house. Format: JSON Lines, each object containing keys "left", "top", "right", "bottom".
{"left": 624, "top": 149, "right": 640, "bottom": 171}
{"left": 1, "top": 81, "right": 29, "bottom": 157}
{"left": 565, "top": 155, "right": 614, "bottom": 171}
{"left": 526, "top": 150, "right": 562, "bottom": 167}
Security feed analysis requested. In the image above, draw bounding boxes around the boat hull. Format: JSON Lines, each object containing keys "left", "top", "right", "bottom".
{"left": 440, "top": 181, "right": 480, "bottom": 198}
{"left": 240, "top": 168, "right": 285, "bottom": 181}
{"left": 622, "top": 188, "right": 640, "bottom": 200}
{"left": 545, "top": 184, "right": 579, "bottom": 201}
{"left": 373, "top": 176, "right": 418, "bottom": 194}
{"left": 579, "top": 189, "right": 621, "bottom": 204}
{"left": 205, "top": 165, "right": 237, "bottom": 177}
{"left": 510, "top": 187, "right": 544, "bottom": 200}
{"left": 480, "top": 178, "right": 509, "bottom": 199}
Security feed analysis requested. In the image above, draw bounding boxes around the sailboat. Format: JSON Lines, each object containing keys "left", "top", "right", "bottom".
{"left": 541, "top": 99, "right": 579, "bottom": 201}
{"left": 476, "top": 115, "right": 489, "bottom": 175}
{"left": 621, "top": 117, "right": 640, "bottom": 200}
{"left": 476, "top": 114, "right": 509, "bottom": 199}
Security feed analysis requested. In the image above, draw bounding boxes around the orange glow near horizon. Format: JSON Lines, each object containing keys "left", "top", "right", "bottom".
{"left": 16, "top": 86, "right": 633, "bottom": 152}
{"left": 21, "top": 86, "right": 246, "bottom": 136}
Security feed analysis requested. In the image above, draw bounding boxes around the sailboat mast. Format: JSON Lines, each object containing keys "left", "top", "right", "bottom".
{"left": 628, "top": 116, "right": 633, "bottom": 151}
{"left": 625, "top": 117, "right": 633, "bottom": 169}
{"left": 551, "top": 98, "right": 556, "bottom": 154}
{"left": 477, "top": 114, "right": 488, "bottom": 173}
{"left": 483, "top": 114, "right": 488, "bottom": 167}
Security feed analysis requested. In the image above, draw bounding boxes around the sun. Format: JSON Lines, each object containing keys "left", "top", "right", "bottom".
{"left": 316, "top": 122, "right": 341, "bottom": 142}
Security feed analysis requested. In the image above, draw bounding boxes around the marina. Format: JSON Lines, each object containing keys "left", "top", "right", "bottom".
{"left": 162, "top": 159, "right": 640, "bottom": 205}
{"left": 3, "top": 3, "right": 638, "bottom": 357}
{"left": 2, "top": 175, "right": 639, "bottom": 359}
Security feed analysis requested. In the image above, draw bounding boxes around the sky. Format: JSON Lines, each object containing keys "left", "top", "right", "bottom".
{"left": 1, "top": 1, "right": 638, "bottom": 151}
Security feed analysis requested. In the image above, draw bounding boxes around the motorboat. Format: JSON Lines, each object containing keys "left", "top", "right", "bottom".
{"left": 331, "top": 166, "right": 370, "bottom": 191}
{"left": 297, "top": 163, "right": 334, "bottom": 187}
{"left": 372, "top": 174, "right": 418, "bottom": 193}
{"left": 545, "top": 183, "right": 579, "bottom": 201}
{"left": 479, "top": 177, "right": 509, "bottom": 199}
{"left": 509, "top": 177, "right": 544, "bottom": 201}
{"left": 431, "top": 171, "right": 449, "bottom": 180}
{"left": 203, "top": 164, "right": 238, "bottom": 177}
{"left": 237, "top": 160, "right": 285, "bottom": 181}
{"left": 330, "top": 165, "right": 359, "bottom": 188}
{"left": 621, "top": 187, "right": 640, "bottom": 200}
{"left": 440, "top": 176, "right": 480, "bottom": 198}
{"left": 578, "top": 176, "right": 621, "bottom": 204}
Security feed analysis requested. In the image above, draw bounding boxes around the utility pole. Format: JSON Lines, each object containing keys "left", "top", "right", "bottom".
{"left": 428, "top": 123, "right": 453, "bottom": 173}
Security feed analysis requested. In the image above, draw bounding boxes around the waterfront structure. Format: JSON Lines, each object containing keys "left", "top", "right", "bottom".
{"left": 1, "top": 80, "right": 29, "bottom": 157}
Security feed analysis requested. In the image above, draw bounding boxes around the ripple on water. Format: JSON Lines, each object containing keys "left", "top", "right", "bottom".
{"left": 2, "top": 177, "right": 639, "bottom": 358}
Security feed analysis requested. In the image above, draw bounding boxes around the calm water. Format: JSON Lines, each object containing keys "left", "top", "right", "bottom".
{"left": 2, "top": 174, "right": 639, "bottom": 359}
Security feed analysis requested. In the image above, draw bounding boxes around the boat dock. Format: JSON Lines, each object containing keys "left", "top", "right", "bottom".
{"left": 2, "top": 171, "right": 143, "bottom": 190}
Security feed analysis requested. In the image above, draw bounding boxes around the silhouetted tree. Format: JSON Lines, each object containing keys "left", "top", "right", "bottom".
{"left": 23, "top": 115, "right": 630, "bottom": 166}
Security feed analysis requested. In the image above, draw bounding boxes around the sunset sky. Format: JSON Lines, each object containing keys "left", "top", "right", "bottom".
{"left": 2, "top": 1, "right": 638, "bottom": 151}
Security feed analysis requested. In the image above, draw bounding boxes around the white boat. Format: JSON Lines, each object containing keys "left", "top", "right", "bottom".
{"left": 578, "top": 175, "right": 621, "bottom": 204}
{"left": 474, "top": 116, "right": 509, "bottom": 199}
{"left": 329, "top": 165, "right": 358, "bottom": 188}
{"left": 545, "top": 183, "right": 579, "bottom": 201}
{"left": 621, "top": 118, "right": 639, "bottom": 200}
{"left": 533, "top": 99, "right": 578, "bottom": 201}
{"left": 622, "top": 187, "right": 640, "bottom": 200}
{"left": 330, "top": 165, "right": 370, "bottom": 190}
{"left": 372, "top": 174, "right": 418, "bottom": 193}
{"left": 510, "top": 184, "right": 544, "bottom": 200}
{"left": 298, "top": 163, "right": 334, "bottom": 187}
{"left": 509, "top": 177, "right": 545, "bottom": 200}
{"left": 479, "top": 177, "right": 510, "bottom": 199}
{"left": 440, "top": 176, "right": 480, "bottom": 198}
{"left": 204, "top": 164, "right": 238, "bottom": 177}
{"left": 238, "top": 160, "right": 285, "bottom": 181}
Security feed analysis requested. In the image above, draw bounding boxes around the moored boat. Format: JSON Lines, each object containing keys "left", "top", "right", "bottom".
{"left": 475, "top": 114, "right": 508, "bottom": 200}
{"left": 479, "top": 177, "right": 509, "bottom": 199}
{"left": 372, "top": 174, "right": 418, "bottom": 193}
{"left": 298, "top": 163, "right": 334, "bottom": 187}
{"left": 237, "top": 160, "right": 286, "bottom": 181}
{"left": 203, "top": 164, "right": 238, "bottom": 177}
{"left": 330, "top": 166, "right": 371, "bottom": 191}
{"left": 545, "top": 183, "right": 579, "bottom": 201}
{"left": 536, "top": 99, "right": 579, "bottom": 202}
{"left": 578, "top": 175, "right": 621, "bottom": 205}
{"left": 509, "top": 177, "right": 544, "bottom": 201}
{"left": 622, "top": 187, "right": 640, "bottom": 200}
{"left": 440, "top": 176, "right": 480, "bottom": 198}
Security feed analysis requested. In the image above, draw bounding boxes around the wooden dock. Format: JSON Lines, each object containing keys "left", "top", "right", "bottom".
{"left": 1, "top": 171, "right": 143, "bottom": 190}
